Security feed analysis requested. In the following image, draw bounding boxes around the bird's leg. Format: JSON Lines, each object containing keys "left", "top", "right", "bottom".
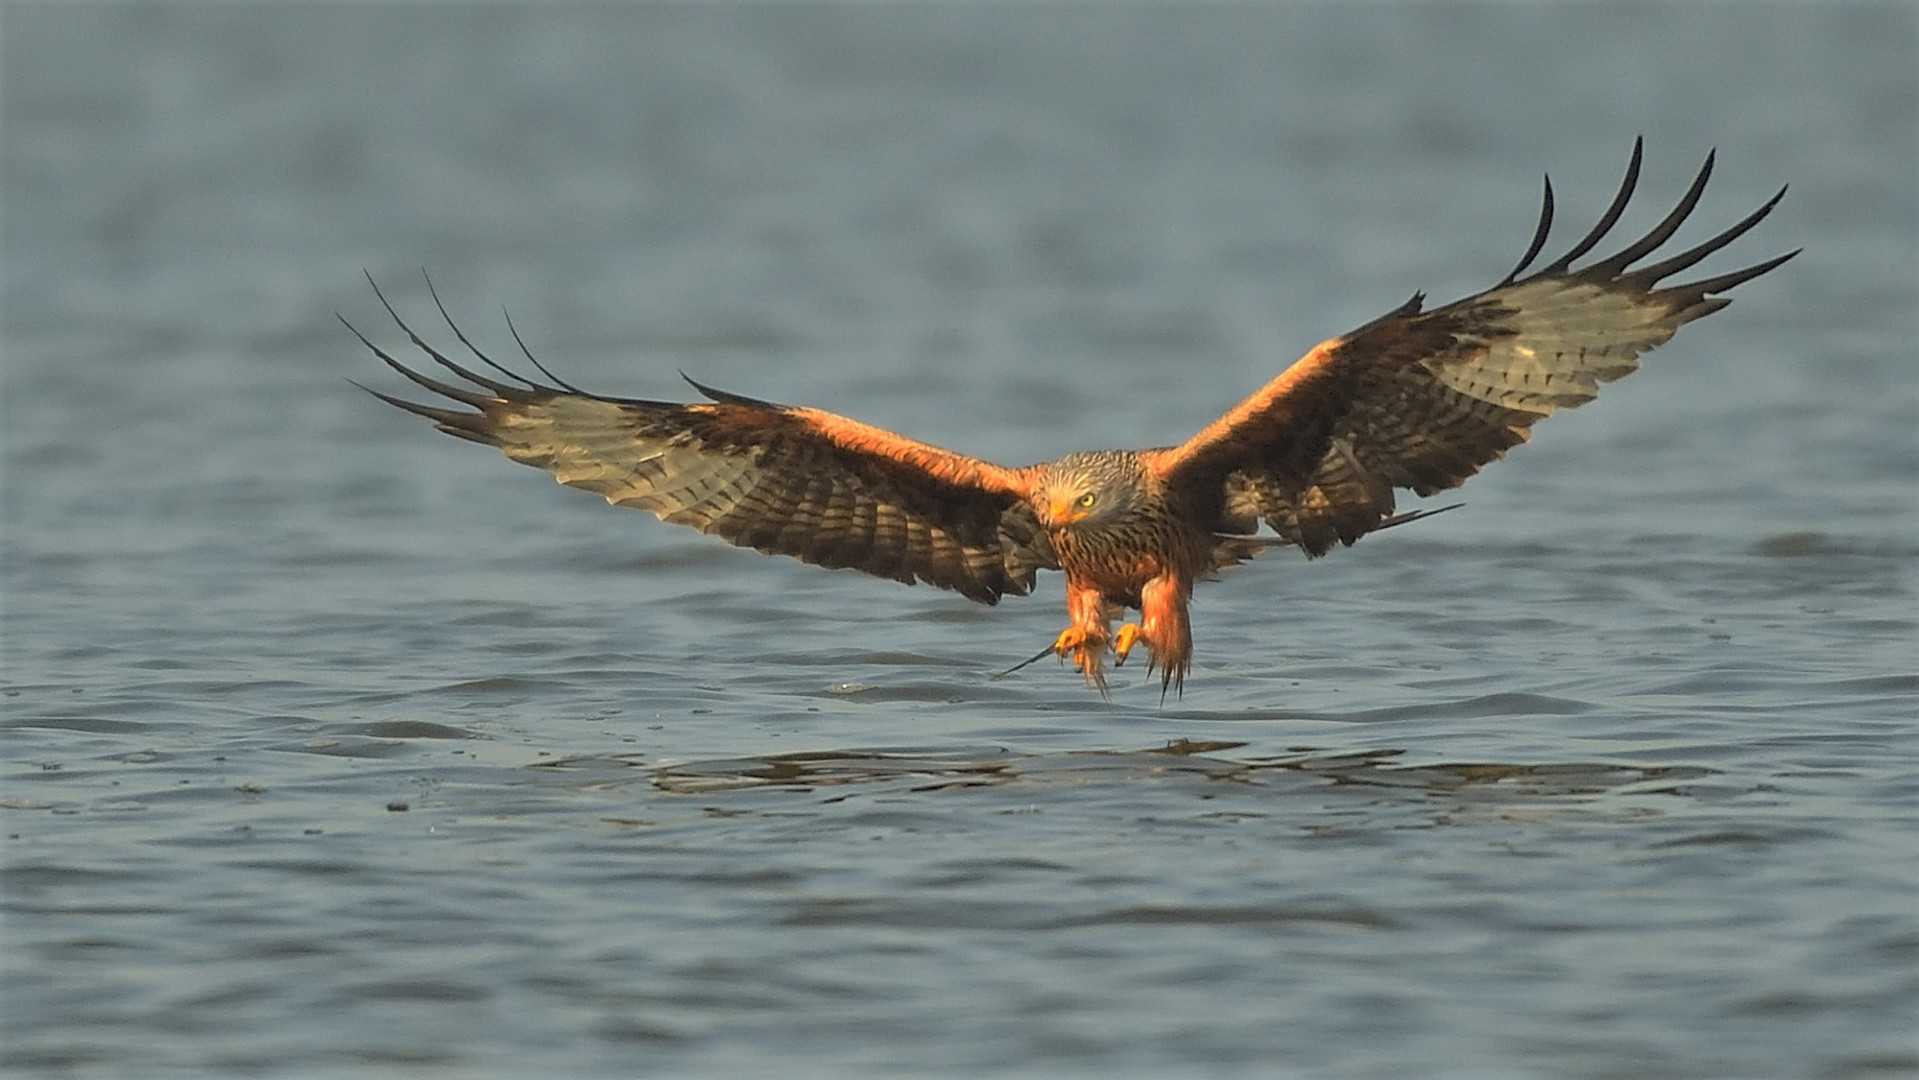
{"left": 1137, "top": 574, "right": 1194, "bottom": 698}
{"left": 1053, "top": 582, "right": 1115, "bottom": 693}
{"left": 1113, "top": 623, "right": 1144, "bottom": 667}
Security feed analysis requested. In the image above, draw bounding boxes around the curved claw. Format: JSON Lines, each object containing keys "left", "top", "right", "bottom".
{"left": 1113, "top": 623, "right": 1143, "bottom": 668}
{"left": 1052, "top": 626, "right": 1112, "bottom": 696}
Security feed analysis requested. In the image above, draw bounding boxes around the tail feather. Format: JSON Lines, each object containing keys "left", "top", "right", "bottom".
{"left": 1375, "top": 503, "right": 1461, "bottom": 532}
{"left": 1209, "top": 503, "right": 1459, "bottom": 571}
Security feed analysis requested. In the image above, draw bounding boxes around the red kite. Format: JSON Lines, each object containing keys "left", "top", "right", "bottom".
{"left": 353, "top": 141, "right": 1793, "bottom": 695}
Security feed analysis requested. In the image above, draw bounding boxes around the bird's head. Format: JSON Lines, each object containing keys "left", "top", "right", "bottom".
{"left": 1033, "top": 451, "right": 1148, "bottom": 531}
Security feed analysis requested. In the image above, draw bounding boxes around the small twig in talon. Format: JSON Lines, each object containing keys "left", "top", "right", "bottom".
{"left": 990, "top": 643, "right": 1059, "bottom": 681}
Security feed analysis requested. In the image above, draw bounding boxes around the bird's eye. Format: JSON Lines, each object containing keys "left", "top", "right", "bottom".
{"left": 1077, "top": 492, "right": 1098, "bottom": 508}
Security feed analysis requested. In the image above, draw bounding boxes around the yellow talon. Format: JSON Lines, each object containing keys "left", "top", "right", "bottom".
{"left": 1052, "top": 627, "right": 1090, "bottom": 656}
{"left": 1051, "top": 626, "right": 1112, "bottom": 692}
{"left": 1113, "top": 623, "right": 1143, "bottom": 667}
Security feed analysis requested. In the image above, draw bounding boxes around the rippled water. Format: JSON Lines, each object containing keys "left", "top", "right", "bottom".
{"left": 5, "top": 4, "right": 1916, "bottom": 1077}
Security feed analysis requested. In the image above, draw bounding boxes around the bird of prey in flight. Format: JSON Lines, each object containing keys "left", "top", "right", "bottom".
{"left": 352, "top": 139, "right": 1794, "bottom": 696}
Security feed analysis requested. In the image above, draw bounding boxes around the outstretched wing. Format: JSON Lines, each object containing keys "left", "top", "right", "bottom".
{"left": 350, "top": 280, "right": 1054, "bottom": 604}
{"left": 1149, "top": 139, "right": 1797, "bottom": 555}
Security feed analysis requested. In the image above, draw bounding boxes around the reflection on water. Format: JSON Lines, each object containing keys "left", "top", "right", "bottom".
{"left": 540, "top": 739, "right": 1716, "bottom": 801}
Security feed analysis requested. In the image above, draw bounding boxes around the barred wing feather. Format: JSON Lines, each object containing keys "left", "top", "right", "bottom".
{"left": 347, "top": 288, "right": 1053, "bottom": 605}
{"left": 1154, "top": 139, "right": 1797, "bottom": 555}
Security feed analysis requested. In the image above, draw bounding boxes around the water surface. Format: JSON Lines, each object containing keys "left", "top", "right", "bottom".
{"left": 4, "top": 4, "right": 1915, "bottom": 1077}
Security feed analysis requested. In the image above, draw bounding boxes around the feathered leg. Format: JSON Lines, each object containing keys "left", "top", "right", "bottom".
{"left": 1138, "top": 574, "right": 1194, "bottom": 698}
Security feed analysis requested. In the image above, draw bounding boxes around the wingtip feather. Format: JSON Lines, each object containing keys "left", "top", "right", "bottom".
{"left": 681, "top": 371, "right": 780, "bottom": 408}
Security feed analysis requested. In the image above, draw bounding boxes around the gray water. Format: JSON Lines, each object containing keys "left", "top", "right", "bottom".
{"left": 4, "top": 4, "right": 1915, "bottom": 1077}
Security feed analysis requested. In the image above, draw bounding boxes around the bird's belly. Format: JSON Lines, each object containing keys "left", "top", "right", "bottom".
{"left": 1054, "top": 537, "right": 1172, "bottom": 609}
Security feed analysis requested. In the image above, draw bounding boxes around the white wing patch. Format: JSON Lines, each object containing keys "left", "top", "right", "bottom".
{"left": 490, "top": 396, "right": 757, "bottom": 528}
{"left": 1424, "top": 279, "right": 1672, "bottom": 415}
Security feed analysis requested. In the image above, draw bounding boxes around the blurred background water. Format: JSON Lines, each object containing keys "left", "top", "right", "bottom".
{"left": 3, "top": 3, "right": 1915, "bottom": 1077}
